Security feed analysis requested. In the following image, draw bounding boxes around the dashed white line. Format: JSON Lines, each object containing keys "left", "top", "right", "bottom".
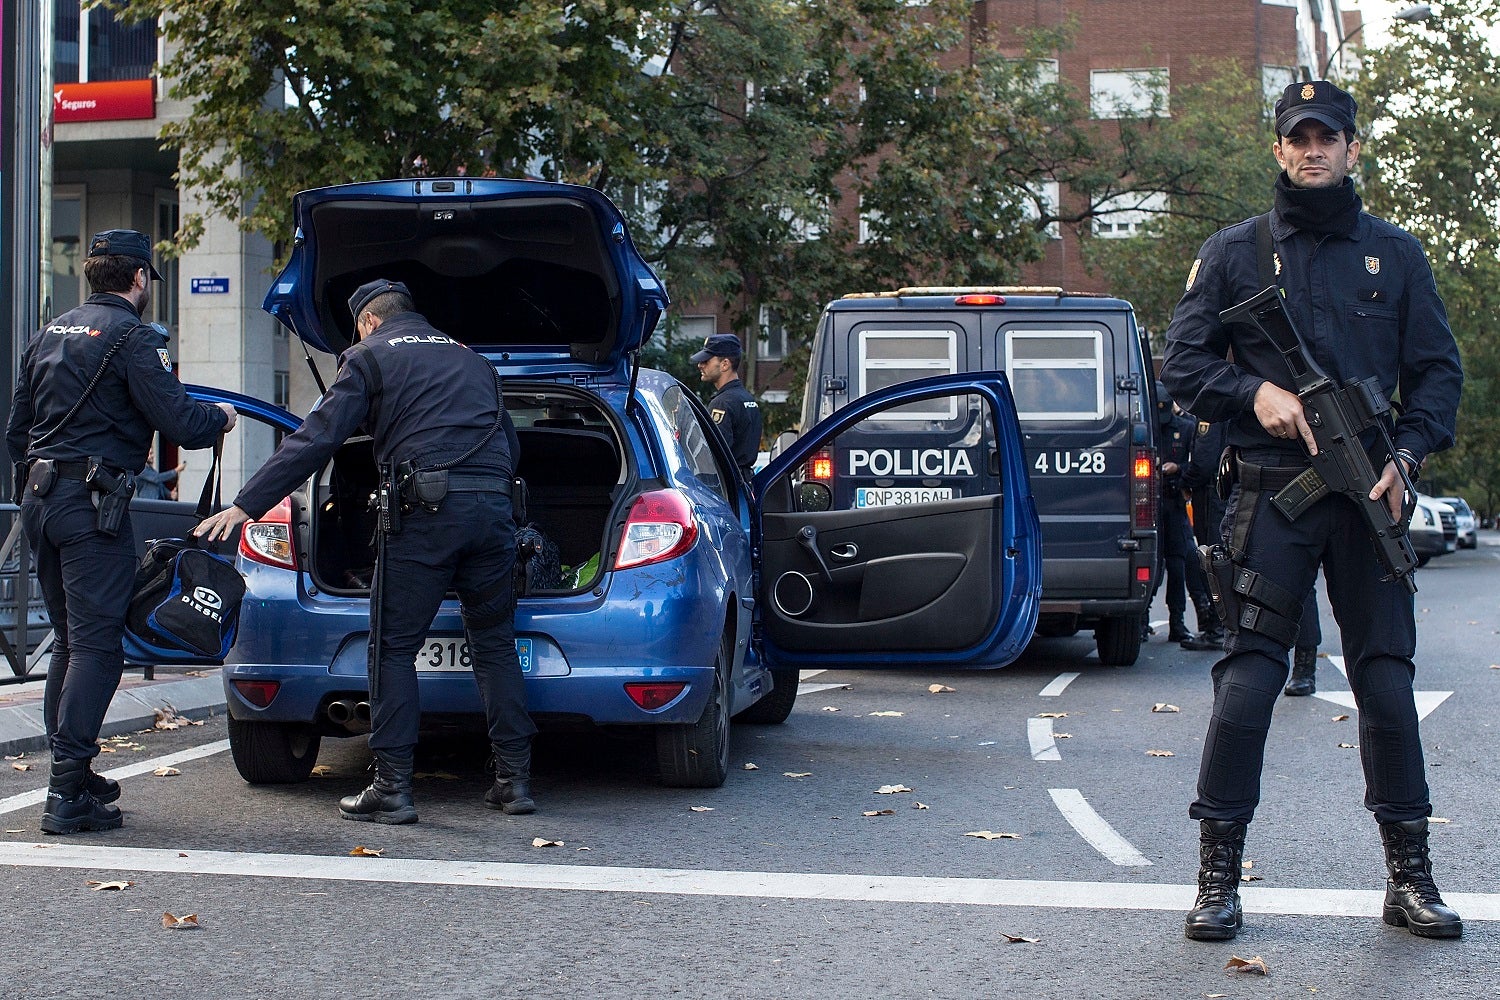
{"left": 1048, "top": 788, "right": 1152, "bottom": 867}
{"left": 798, "top": 683, "right": 850, "bottom": 695}
{"left": 1038, "top": 672, "right": 1080, "bottom": 698}
{"left": 0, "top": 738, "right": 231, "bottom": 816}
{"left": 1027, "top": 718, "right": 1060, "bottom": 761}
{"left": 1314, "top": 655, "right": 1452, "bottom": 722}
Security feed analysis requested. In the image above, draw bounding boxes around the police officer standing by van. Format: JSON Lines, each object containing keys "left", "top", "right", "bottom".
{"left": 1162, "top": 82, "right": 1464, "bottom": 941}
{"left": 196, "top": 280, "right": 536, "bottom": 824}
{"left": 693, "top": 334, "right": 762, "bottom": 479}
{"left": 7, "top": 229, "right": 237, "bottom": 835}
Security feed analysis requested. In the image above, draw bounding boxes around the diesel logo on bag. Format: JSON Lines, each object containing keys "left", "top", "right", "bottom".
{"left": 181, "top": 588, "right": 225, "bottom": 622}
{"left": 192, "top": 587, "right": 223, "bottom": 610}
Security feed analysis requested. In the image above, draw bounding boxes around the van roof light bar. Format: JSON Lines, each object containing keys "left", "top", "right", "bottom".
{"left": 840, "top": 286, "right": 1109, "bottom": 300}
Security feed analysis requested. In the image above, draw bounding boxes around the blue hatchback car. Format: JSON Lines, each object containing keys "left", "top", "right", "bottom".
{"left": 157, "top": 178, "right": 1042, "bottom": 789}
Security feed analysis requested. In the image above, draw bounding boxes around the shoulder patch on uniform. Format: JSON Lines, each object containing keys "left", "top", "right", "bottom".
{"left": 157, "top": 348, "right": 173, "bottom": 372}
{"left": 711, "top": 408, "right": 726, "bottom": 424}
{"left": 1185, "top": 259, "right": 1202, "bottom": 291}
{"left": 743, "top": 400, "right": 758, "bottom": 409}
{"left": 1365, "top": 256, "right": 1380, "bottom": 275}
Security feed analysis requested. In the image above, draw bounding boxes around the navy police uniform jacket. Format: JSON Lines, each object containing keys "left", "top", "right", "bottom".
{"left": 1159, "top": 410, "right": 1196, "bottom": 504}
{"left": 234, "top": 311, "right": 517, "bottom": 519}
{"left": 708, "top": 378, "right": 762, "bottom": 475}
{"left": 6, "top": 293, "right": 228, "bottom": 469}
{"left": 1160, "top": 209, "right": 1462, "bottom": 467}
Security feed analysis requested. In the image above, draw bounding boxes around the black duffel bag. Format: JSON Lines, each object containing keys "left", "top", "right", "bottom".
{"left": 123, "top": 440, "right": 245, "bottom": 663}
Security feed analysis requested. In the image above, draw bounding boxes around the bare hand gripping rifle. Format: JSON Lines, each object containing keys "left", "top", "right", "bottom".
{"left": 1218, "top": 285, "right": 1420, "bottom": 594}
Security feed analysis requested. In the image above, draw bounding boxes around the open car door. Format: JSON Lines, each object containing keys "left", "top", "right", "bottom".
{"left": 751, "top": 372, "right": 1041, "bottom": 670}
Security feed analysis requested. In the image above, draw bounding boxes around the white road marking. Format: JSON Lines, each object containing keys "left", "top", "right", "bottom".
{"left": 797, "top": 670, "right": 827, "bottom": 680}
{"left": 1027, "top": 718, "right": 1060, "bottom": 761}
{"left": 1048, "top": 789, "right": 1152, "bottom": 867}
{"left": 798, "top": 683, "right": 850, "bottom": 695}
{"left": 1314, "top": 656, "right": 1453, "bottom": 722}
{"left": 0, "top": 739, "right": 231, "bottom": 817}
{"left": 1038, "top": 672, "right": 1080, "bottom": 698}
{"left": 7, "top": 842, "right": 1489, "bottom": 920}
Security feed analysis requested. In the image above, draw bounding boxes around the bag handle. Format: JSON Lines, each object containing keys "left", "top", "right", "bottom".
{"left": 193, "top": 437, "right": 226, "bottom": 545}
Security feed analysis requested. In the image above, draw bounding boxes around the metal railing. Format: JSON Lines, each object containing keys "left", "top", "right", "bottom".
{"left": 0, "top": 503, "right": 52, "bottom": 684}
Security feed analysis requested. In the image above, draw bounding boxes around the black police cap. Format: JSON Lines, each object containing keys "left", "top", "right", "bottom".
{"left": 1275, "top": 80, "right": 1358, "bottom": 137}
{"left": 690, "top": 333, "right": 743, "bottom": 364}
{"left": 348, "top": 278, "right": 411, "bottom": 322}
{"left": 86, "top": 229, "right": 164, "bottom": 281}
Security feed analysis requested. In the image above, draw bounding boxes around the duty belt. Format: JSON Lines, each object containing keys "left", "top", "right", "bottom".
{"left": 444, "top": 475, "right": 510, "bottom": 495}
{"left": 49, "top": 460, "right": 94, "bottom": 481}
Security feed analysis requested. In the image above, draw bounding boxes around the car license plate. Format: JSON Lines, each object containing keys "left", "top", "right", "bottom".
{"left": 415, "top": 637, "right": 533, "bottom": 673}
{"left": 856, "top": 487, "right": 954, "bottom": 508}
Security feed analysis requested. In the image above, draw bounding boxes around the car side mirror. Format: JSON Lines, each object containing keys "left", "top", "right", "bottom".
{"left": 799, "top": 482, "right": 831, "bottom": 512}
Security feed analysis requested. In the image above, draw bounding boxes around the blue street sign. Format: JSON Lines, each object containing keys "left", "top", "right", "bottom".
{"left": 190, "top": 277, "right": 230, "bottom": 294}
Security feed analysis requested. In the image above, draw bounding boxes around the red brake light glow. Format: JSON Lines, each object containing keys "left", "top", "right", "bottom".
{"left": 624, "top": 682, "right": 687, "bottom": 711}
{"left": 955, "top": 294, "right": 1005, "bottom": 306}
{"left": 240, "top": 497, "right": 296, "bottom": 569}
{"left": 1131, "top": 448, "right": 1157, "bottom": 530}
{"left": 615, "top": 489, "right": 698, "bottom": 570}
{"left": 809, "top": 450, "right": 833, "bottom": 481}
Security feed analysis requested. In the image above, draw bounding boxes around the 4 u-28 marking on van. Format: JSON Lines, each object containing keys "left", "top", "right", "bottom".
{"left": 1032, "top": 449, "right": 1110, "bottom": 475}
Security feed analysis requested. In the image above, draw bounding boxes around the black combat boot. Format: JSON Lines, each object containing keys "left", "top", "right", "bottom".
{"left": 1167, "top": 610, "right": 1191, "bottom": 643}
{"left": 87, "top": 766, "right": 121, "bottom": 805}
{"left": 1380, "top": 819, "right": 1463, "bottom": 938}
{"left": 484, "top": 744, "right": 537, "bottom": 815}
{"left": 1182, "top": 598, "right": 1225, "bottom": 651}
{"left": 40, "top": 757, "right": 124, "bottom": 835}
{"left": 1283, "top": 646, "right": 1317, "bottom": 696}
{"left": 339, "top": 747, "right": 418, "bottom": 824}
{"left": 1184, "top": 820, "right": 1246, "bottom": 941}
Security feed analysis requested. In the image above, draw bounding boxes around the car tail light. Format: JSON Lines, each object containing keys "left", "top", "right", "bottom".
{"left": 615, "top": 490, "right": 698, "bottom": 569}
{"left": 1132, "top": 447, "right": 1157, "bottom": 530}
{"left": 231, "top": 679, "right": 280, "bottom": 708}
{"left": 624, "top": 682, "right": 687, "bottom": 710}
{"left": 955, "top": 293, "right": 1005, "bottom": 306}
{"left": 240, "top": 497, "right": 296, "bottom": 569}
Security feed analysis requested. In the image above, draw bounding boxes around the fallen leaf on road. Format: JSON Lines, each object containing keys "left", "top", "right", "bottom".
{"left": 861, "top": 809, "right": 895, "bottom": 817}
{"left": 5, "top": 830, "right": 22, "bottom": 834}
{"left": 310, "top": 765, "right": 333, "bottom": 777}
{"left": 689, "top": 806, "right": 714, "bottom": 812}
{"left": 11, "top": 763, "right": 30, "bottom": 772}
{"left": 1242, "top": 860, "right": 1253, "bottom": 869}
{"left": 153, "top": 767, "right": 181, "bottom": 777}
{"left": 1152, "top": 703, "right": 1180, "bottom": 713}
{"left": 1430, "top": 817, "right": 1451, "bottom": 824}
{"left": 965, "top": 831, "right": 1021, "bottom": 840}
{"left": 531, "top": 838, "right": 564, "bottom": 848}
{"left": 783, "top": 772, "right": 812, "bottom": 778}
{"left": 1332, "top": 714, "right": 1350, "bottom": 722}
{"left": 820, "top": 706, "right": 840, "bottom": 712}
{"left": 161, "top": 912, "right": 199, "bottom": 930}
{"left": 1243, "top": 875, "right": 1264, "bottom": 882}
{"left": 178, "top": 853, "right": 188, "bottom": 858}
{"left": 98, "top": 746, "right": 116, "bottom": 754}
{"left": 349, "top": 845, "right": 385, "bottom": 857}
{"left": 2, "top": 753, "right": 23, "bottom": 761}
{"left": 577, "top": 847, "right": 592, "bottom": 851}
{"left": 742, "top": 763, "right": 760, "bottom": 770}
{"left": 867, "top": 711, "right": 904, "bottom": 717}
{"left": 927, "top": 684, "right": 956, "bottom": 694}
{"left": 913, "top": 803, "right": 929, "bottom": 810}
{"left": 1146, "top": 750, "right": 1175, "bottom": 757}
{"left": 1337, "top": 743, "right": 1359, "bottom": 749}
{"left": 1037, "top": 712, "right": 1067, "bottom": 719}
{"left": 875, "top": 784, "right": 913, "bottom": 795}
{"left": 1206, "top": 994, "right": 1229, "bottom": 998}
{"left": 1054, "top": 733, "right": 1072, "bottom": 739}
{"left": 1001, "top": 933, "right": 1038, "bottom": 944}
{"left": 87, "top": 880, "right": 134, "bottom": 891}
{"left": 1224, "top": 955, "right": 1269, "bottom": 975}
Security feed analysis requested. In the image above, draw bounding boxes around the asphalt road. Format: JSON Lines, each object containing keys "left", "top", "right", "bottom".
{"left": 1, "top": 543, "right": 1496, "bottom": 999}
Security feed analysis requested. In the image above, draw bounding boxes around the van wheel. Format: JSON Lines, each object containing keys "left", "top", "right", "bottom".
{"left": 735, "top": 665, "right": 799, "bottom": 725}
{"left": 1095, "top": 614, "right": 1143, "bottom": 667}
{"left": 656, "top": 638, "right": 732, "bottom": 788}
{"left": 228, "top": 718, "right": 321, "bottom": 784}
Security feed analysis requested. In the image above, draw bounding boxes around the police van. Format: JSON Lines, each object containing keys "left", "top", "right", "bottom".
{"left": 792, "top": 287, "right": 1160, "bottom": 665}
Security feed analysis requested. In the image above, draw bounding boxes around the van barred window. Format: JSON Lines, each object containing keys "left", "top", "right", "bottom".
{"left": 1005, "top": 330, "right": 1106, "bottom": 420}
{"left": 857, "top": 329, "right": 959, "bottom": 421}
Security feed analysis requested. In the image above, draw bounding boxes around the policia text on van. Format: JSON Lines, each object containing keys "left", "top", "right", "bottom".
{"left": 794, "top": 287, "right": 1160, "bottom": 666}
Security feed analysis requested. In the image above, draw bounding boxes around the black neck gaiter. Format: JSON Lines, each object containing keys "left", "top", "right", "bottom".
{"left": 1274, "top": 172, "right": 1362, "bottom": 235}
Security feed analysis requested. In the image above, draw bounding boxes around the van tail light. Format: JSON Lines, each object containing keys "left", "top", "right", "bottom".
{"left": 1131, "top": 447, "right": 1157, "bottom": 530}
{"left": 615, "top": 489, "right": 698, "bottom": 570}
{"left": 808, "top": 449, "right": 833, "bottom": 482}
{"left": 240, "top": 497, "right": 296, "bottom": 569}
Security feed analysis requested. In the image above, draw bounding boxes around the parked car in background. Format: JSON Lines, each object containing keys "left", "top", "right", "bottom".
{"left": 1435, "top": 496, "right": 1477, "bottom": 549}
{"left": 161, "top": 178, "right": 1043, "bottom": 791}
{"left": 1410, "top": 494, "right": 1458, "bottom": 567}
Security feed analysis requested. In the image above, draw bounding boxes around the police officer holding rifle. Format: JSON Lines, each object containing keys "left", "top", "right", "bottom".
{"left": 1162, "top": 81, "right": 1464, "bottom": 941}
{"left": 196, "top": 280, "right": 536, "bottom": 824}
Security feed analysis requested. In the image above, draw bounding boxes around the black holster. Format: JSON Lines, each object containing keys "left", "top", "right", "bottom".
{"left": 84, "top": 459, "right": 134, "bottom": 537}
{"left": 397, "top": 459, "right": 447, "bottom": 512}
{"left": 1199, "top": 543, "right": 1240, "bottom": 636}
{"left": 375, "top": 463, "right": 401, "bottom": 536}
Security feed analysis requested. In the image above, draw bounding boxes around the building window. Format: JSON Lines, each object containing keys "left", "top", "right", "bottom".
{"left": 1021, "top": 181, "right": 1061, "bottom": 240}
{"left": 1005, "top": 330, "right": 1106, "bottom": 420}
{"left": 676, "top": 315, "right": 718, "bottom": 352}
{"left": 858, "top": 198, "right": 884, "bottom": 244}
{"left": 153, "top": 193, "right": 179, "bottom": 333}
{"left": 1009, "top": 57, "right": 1060, "bottom": 90}
{"left": 858, "top": 329, "right": 959, "bottom": 421}
{"left": 1262, "top": 64, "right": 1298, "bottom": 108}
{"left": 1090, "top": 69, "right": 1169, "bottom": 119}
{"left": 1091, "top": 191, "right": 1169, "bottom": 238}
{"left": 50, "top": 188, "right": 86, "bottom": 320}
{"left": 54, "top": 2, "right": 159, "bottom": 83}
{"left": 273, "top": 371, "right": 290, "bottom": 410}
{"left": 759, "top": 306, "right": 788, "bottom": 361}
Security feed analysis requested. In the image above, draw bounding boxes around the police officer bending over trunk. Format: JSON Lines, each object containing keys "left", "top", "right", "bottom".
{"left": 196, "top": 280, "right": 536, "bottom": 824}
{"left": 694, "top": 334, "right": 762, "bottom": 479}
{"left": 6, "top": 229, "right": 237, "bottom": 835}
{"left": 1162, "top": 82, "right": 1464, "bottom": 941}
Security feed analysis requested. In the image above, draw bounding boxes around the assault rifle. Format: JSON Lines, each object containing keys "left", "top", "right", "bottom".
{"left": 1219, "top": 285, "right": 1419, "bottom": 593}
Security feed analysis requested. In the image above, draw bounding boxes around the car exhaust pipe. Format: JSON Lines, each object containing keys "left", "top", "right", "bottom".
{"left": 326, "top": 699, "right": 357, "bottom": 725}
{"left": 353, "top": 701, "right": 371, "bottom": 724}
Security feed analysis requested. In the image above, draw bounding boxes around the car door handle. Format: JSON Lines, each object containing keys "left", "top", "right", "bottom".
{"left": 829, "top": 543, "right": 859, "bottom": 560}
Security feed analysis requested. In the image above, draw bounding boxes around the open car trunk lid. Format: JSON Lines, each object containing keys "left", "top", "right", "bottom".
{"left": 262, "top": 178, "right": 668, "bottom": 380}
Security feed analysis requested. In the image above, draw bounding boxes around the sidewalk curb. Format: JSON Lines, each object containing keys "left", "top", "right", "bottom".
{"left": 0, "top": 673, "right": 226, "bottom": 758}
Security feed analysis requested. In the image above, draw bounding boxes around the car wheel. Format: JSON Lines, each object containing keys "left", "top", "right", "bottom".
{"left": 1095, "top": 614, "right": 1143, "bottom": 667}
{"left": 735, "top": 665, "right": 798, "bottom": 725}
{"left": 1416, "top": 554, "right": 1431, "bottom": 567}
{"left": 228, "top": 717, "right": 321, "bottom": 784}
{"left": 656, "top": 636, "right": 732, "bottom": 788}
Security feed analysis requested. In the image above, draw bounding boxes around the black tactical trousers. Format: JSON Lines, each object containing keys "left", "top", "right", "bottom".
{"left": 368, "top": 492, "right": 537, "bottom": 753}
{"left": 1162, "top": 500, "right": 1211, "bottom": 614}
{"left": 1190, "top": 464, "right": 1428, "bottom": 825}
{"left": 21, "top": 479, "right": 137, "bottom": 761}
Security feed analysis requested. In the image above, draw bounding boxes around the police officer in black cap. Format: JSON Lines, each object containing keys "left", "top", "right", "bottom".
{"left": 693, "top": 333, "right": 762, "bottom": 479}
{"left": 196, "top": 279, "right": 536, "bottom": 824}
{"left": 6, "top": 229, "right": 237, "bottom": 835}
{"left": 1163, "top": 81, "right": 1464, "bottom": 940}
